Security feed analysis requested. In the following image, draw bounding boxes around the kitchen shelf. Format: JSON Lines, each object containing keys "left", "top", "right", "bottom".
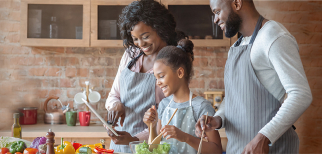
{"left": 20, "top": 0, "right": 90, "bottom": 47}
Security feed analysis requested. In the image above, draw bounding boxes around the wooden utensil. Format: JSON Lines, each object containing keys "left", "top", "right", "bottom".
{"left": 148, "top": 123, "right": 153, "bottom": 144}
{"left": 149, "top": 108, "right": 178, "bottom": 151}
{"left": 197, "top": 112, "right": 208, "bottom": 154}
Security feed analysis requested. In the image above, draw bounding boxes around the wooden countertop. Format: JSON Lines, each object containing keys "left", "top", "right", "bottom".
{"left": 0, "top": 123, "right": 226, "bottom": 138}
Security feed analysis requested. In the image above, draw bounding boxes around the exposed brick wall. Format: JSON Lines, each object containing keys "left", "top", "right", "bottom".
{"left": 0, "top": 0, "right": 321, "bottom": 153}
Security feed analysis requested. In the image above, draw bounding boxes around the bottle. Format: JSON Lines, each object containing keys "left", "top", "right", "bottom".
{"left": 49, "top": 16, "right": 58, "bottom": 38}
{"left": 46, "top": 129, "right": 55, "bottom": 154}
{"left": 11, "top": 113, "right": 21, "bottom": 138}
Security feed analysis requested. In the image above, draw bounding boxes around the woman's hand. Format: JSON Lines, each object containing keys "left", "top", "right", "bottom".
{"left": 107, "top": 101, "right": 125, "bottom": 126}
{"left": 160, "top": 125, "right": 187, "bottom": 142}
{"left": 104, "top": 125, "right": 139, "bottom": 145}
{"left": 143, "top": 105, "right": 158, "bottom": 128}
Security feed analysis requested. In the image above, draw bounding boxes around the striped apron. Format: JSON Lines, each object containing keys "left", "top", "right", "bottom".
{"left": 109, "top": 52, "right": 156, "bottom": 153}
{"left": 224, "top": 16, "right": 299, "bottom": 154}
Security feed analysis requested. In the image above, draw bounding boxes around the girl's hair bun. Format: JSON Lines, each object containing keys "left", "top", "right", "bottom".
{"left": 177, "top": 39, "right": 194, "bottom": 61}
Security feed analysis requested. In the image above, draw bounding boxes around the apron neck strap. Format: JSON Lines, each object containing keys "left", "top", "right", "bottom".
{"left": 127, "top": 51, "right": 145, "bottom": 69}
{"left": 168, "top": 91, "right": 193, "bottom": 107}
{"left": 235, "top": 15, "right": 264, "bottom": 47}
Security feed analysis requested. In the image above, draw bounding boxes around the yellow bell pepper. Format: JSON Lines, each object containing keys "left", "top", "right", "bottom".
{"left": 55, "top": 138, "right": 75, "bottom": 154}
{"left": 75, "top": 143, "right": 102, "bottom": 154}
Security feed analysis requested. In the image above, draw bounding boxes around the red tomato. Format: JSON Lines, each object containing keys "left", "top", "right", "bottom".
{"left": 23, "top": 148, "right": 38, "bottom": 154}
{"left": 0, "top": 148, "right": 9, "bottom": 154}
{"left": 107, "top": 149, "right": 114, "bottom": 153}
{"left": 5, "top": 153, "right": 11, "bottom": 154}
{"left": 15, "top": 152, "right": 22, "bottom": 154}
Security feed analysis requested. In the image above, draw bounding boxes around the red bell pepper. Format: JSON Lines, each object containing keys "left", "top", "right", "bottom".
{"left": 72, "top": 142, "right": 82, "bottom": 151}
{"left": 94, "top": 147, "right": 114, "bottom": 154}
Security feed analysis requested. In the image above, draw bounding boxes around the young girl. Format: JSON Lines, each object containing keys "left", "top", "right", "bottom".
{"left": 143, "top": 39, "right": 222, "bottom": 153}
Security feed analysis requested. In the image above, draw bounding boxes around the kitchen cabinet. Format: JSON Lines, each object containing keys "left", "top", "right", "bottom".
{"left": 20, "top": 0, "right": 236, "bottom": 47}
{"left": 90, "top": 0, "right": 133, "bottom": 47}
{"left": 91, "top": 0, "right": 237, "bottom": 47}
{"left": 20, "top": 0, "right": 90, "bottom": 47}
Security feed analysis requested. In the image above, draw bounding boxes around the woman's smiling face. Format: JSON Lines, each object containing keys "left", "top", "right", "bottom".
{"left": 154, "top": 60, "right": 182, "bottom": 97}
{"left": 131, "top": 22, "right": 167, "bottom": 55}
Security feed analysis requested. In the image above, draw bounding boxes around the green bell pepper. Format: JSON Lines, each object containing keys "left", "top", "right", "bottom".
{"left": 9, "top": 141, "right": 26, "bottom": 153}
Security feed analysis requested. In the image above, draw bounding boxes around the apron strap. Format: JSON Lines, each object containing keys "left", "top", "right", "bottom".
{"left": 234, "top": 15, "right": 264, "bottom": 47}
{"left": 249, "top": 15, "right": 264, "bottom": 44}
{"left": 127, "top": 51, "right": 145, "bottom": 69}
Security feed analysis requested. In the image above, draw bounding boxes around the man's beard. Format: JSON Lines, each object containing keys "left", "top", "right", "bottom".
{"left": 225, "top": 11, "right": 242, "bottom": 38}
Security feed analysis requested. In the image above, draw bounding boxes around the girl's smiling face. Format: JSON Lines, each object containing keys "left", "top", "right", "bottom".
{"left": 154, "top": 60, "right": 184, "bottom": 97}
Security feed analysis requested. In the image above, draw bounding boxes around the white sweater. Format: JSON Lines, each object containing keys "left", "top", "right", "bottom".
{"left": 215, "top": 20, "right": 312, "bottom": 144}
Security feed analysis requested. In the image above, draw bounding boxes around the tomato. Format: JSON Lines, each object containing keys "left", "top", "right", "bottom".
{"left": 22, "top": 148, "right": 38, "bottom": 154}
{"left": 5, "top": 152, "right": 12, "bottom": 154}
{"left": 1, "top": 148, "right": 9, "bottom": 154}
{"left": 14, "top": 152, "right": 22, "bottom": 154}
{"left": 106, "top": 149, "right": 114, "bottom": 153}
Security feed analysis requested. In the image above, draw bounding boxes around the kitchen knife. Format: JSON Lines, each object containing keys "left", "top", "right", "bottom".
{"left": 82, "top": 98, "right": 119, "bottom": 136}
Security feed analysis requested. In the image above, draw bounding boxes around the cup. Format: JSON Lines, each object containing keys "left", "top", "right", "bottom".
{"left": 74, "top": 92, "right": 86, "bottom": 105}
{"left": 65, "top": 111, "right": 77, "bottom": 126}
{"left": 79, "top": 111, "right": 91, "bottom": 126}
{"left": 88, "top": 91, "right": 101, "bottom": 103}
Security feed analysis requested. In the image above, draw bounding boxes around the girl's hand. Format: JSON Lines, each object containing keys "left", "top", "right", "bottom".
{"left": 160, "top": 125, "right": 187, "bottom": 142}
{"left": 143, "top": 105, "right": 158, "bottom": 127}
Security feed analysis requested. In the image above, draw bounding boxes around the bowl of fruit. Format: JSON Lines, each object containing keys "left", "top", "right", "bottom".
{"left": 129, "top": 140, "right": 171, "bottom": 154}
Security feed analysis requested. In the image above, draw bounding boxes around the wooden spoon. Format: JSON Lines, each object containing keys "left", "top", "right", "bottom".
{"left": 148, "top": 123, "right": 153, "bottom": 144}
{"left": 149, "top": 108, "right": 178, "bottom": 151}
{"left": 197, "top": 112, "right": 208, "bottom": 154}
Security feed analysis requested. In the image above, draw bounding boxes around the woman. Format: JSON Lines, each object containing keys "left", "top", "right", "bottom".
{"left": 104, "top": 0, "right": 186, "bottom": 152}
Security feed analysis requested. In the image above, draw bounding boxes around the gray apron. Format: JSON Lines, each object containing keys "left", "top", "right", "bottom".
{"left": 161, "top": 91, "right": 198, "bottom": 154}
{"left": 224, "top": 16, "right": 299, "bottom": 154}
{"left": 109, "top": 52, "right": 156, "bottom": 153}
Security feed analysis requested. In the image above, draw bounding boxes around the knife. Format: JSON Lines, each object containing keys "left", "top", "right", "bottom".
{"left": 82, "top": 98, "right": 119, "bottom": 136}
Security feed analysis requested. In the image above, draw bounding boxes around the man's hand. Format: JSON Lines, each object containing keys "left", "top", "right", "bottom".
{"left": 104, "top": 126, "right": 139, "bottom": 145}
{"left": 107, "top": 102, "right": 125, "bottom": 126}
{"left": 195, "top": 115, "right": 222, "bottom": 138}
{"left": 242, "top": 133, "right": 270, "bottom": 154}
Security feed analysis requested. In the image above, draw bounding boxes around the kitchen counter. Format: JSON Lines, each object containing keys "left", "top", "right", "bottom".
{"left": 0, "top": 123, "right": 226, "bottom": 138}
{"left": 0, "top": 123, "right": 227, "bottom": 151}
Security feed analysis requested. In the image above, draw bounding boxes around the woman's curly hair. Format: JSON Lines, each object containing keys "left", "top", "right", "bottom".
{"left": 118, "top": 0, "right": 186, "bottom": 59}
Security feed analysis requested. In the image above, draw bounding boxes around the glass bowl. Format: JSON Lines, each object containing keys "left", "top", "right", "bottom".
{"left": 129, "top": 140, "right": 172, "bottom": 154}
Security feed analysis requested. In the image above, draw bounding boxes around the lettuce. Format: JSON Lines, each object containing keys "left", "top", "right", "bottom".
{"left": 135, "top": 141, "right": 170, "bottom": 154}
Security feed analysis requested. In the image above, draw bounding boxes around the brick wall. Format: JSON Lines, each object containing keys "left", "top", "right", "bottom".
{"left": 0, "top": 0, "right": 321, "bottom": 153}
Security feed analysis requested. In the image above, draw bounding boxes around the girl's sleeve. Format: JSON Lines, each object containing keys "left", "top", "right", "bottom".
{"left": 157, "top": 99, "right": 166, "bottom": 120}
{"left": 198, "top": 100, "right": 216, "bottom": 119}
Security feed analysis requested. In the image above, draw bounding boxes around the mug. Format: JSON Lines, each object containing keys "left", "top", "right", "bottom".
{"left": 79, "top": 111, "right": 91, "bottom": 126}
{"left": 65, "top": 111, "right": 77, "bottom": 126}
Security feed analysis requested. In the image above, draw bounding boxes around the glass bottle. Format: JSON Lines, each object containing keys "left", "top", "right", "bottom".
{"left": 11, "top": 113, "right": 21, "bottom": 138}
{"left": 49, "top": 16, "right": 58, "bottom": 38}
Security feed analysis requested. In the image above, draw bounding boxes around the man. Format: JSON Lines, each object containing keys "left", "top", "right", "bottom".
{"left": 195, "top": 0, "right": 312, "bottom": 153}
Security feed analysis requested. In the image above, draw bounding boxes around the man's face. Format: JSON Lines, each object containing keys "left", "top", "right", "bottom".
{"left": 210, "top": 0, "right": 242, "bottom": 38}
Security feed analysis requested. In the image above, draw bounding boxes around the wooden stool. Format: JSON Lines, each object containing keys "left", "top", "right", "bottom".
{"left": 204, "top": 90, "right": 225, "bottom": 111}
